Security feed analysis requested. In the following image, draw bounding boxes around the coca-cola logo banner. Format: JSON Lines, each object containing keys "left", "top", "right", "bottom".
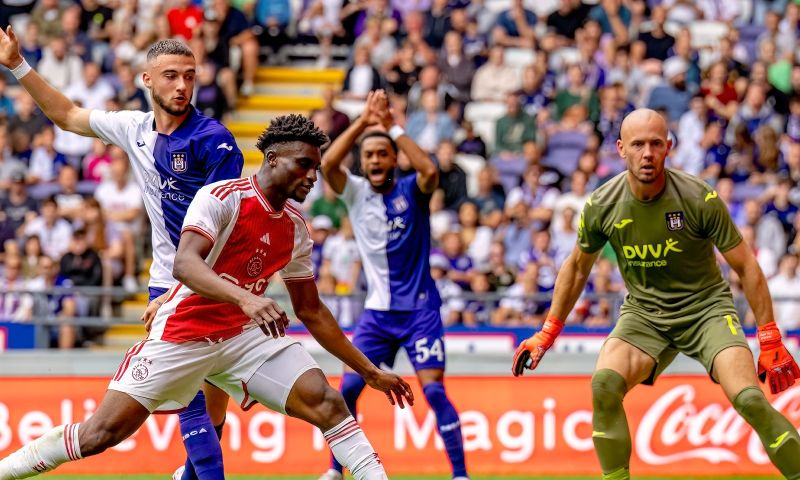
{"left": 0, "top": 376, "right": 793, "bottom": 476}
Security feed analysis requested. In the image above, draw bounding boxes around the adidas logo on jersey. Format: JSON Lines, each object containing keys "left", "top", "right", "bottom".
{"left": 260, "top": 233, "right": 270, "bottom": 245}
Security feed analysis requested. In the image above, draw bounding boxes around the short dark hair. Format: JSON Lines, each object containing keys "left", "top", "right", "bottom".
{"left": 359, "top": 131, "right": 397, "bottom": 154}
{"left": 146, "top": 40, "right": 194, "bottom": 63}
{"left": 256, "top": 114, "right": 329, "bottom": 152}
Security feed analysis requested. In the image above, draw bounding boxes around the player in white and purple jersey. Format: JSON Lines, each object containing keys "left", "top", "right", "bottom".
{"left": 319, "top": 91, "right": 469, "bottom": 480}
{"left": 0, "top": 31, "right": 241, "bottom": 480}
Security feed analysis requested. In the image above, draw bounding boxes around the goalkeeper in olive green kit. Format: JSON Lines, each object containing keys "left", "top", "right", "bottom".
{"left": 512, "top": 109, "right": 800, "bottom": 479}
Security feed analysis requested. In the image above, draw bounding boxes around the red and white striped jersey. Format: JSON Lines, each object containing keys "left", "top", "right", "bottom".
{"left": 149, "top": 175, "right": 313, "bottom": 343}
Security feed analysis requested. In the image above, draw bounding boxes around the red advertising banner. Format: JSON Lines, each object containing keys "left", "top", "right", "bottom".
{"left": 0, "top": 376, "right": 794, "bottom": 476}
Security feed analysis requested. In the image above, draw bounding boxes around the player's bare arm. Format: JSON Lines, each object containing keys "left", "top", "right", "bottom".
{"left": 512, "top": 245, "right": 599, "bottom": 376}
{"left": 0, "top": 26, "right": 94, "bottom": 137}
{"left": 721, "top": 240, "right": 800, "bottom": 393}
{"left": 320, "top": 90, "right": 387, "bottom": 193}
{"left": 285, "top": 278, "right": 415, "bottom": 408}
{"left": 173, "top": 230, "right": 289, "bottom": 338}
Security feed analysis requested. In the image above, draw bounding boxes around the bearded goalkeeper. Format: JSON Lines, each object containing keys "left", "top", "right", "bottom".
{"left": 512, "top": 108, "right": 800, "bottom": 480}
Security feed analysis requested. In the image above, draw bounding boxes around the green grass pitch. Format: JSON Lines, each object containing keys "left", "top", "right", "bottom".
{"left": 42, "top": 476, "right": 783, "bottom": 479}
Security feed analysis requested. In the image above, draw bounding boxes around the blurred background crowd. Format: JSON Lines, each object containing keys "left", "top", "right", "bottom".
{"left": 1, "top": 0, "right": 799, "bottom": 348}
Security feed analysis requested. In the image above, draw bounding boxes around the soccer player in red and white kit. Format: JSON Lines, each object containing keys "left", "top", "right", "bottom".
{"left": 0, "top": 115, "right": 413, "bottom": 480}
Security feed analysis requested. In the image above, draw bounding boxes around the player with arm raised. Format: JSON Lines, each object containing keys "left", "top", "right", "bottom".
{"left": 512, "top": 108, "right": 800, "bottom": 480}
{"left": 318, "top": 90, "right": 469, "bottom": 480}
{"left": 0, "top": 114, "right": 413, "bottom": 480}
{"left": 0, "top": 27, "right": 242, "bottom": 480}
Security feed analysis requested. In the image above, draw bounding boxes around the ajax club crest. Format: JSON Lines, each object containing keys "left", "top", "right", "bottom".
{"left": 131, "top": 358, "right": 152, "bottom": 382}
{"left": 665, "top": 211, "right": 684, "bottom": 231}
{"left": 171, "top": 152, "right": 188, "bottom": 173}
{"left": 247, "top": 255, "right": 264, "bottom": 277}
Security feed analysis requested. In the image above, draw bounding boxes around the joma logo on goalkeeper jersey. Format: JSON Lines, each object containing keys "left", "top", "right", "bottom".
{"left": 622, "top": 238, "right": 683, "bottom": 267}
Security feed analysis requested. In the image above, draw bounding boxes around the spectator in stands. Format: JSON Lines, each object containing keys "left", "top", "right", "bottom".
{"left": 553, "top": 63, "right": 598, "bottom": 122}
{"left": 53, "top": 165, "right": 85, "bottom": 222}
{"left": 439, "top": 229, "right": 473, "bottom": 290}
{"left": 0, "top": 172, "right": 37, "bottom": 258}
{"left": 342, "top": 44, "right": 383, "bottom": 100}
{"left": 787, "top": 95, "right": 800, "bottom": 142}
{"left": 748, "top": 61, "right": 790, "bottom": 116}
{"left": 430, "top": 253, "right": 465, "bottom": 327}
{"left": 23, "top": 196, "right": 72, "bottom": 260}
{"left": 21, "top": 234, "right": 42, "bottom": 280}
{"left": 541, "top": 104, "right": 593, "bottom": 176}
{"left": 0, "top": 76, "right": 14, "bottom": 120}
{"left": 728, "top": 82, "right": 783, "bottom": 142}
{"left": 28, "top": 254, "right": 77, "bottom": 349}
{"left": 494, "top": 91, "right": 536, "bottom": 159}
{"left": 551, "top": 206, "right": 578, "bottom": 267}
{"left": 633, "top": 5, "right": 673, "bottom": 61}
{"left": 588, "top": 0, "right": 632, "bottom": 43}
{"left": 695, "top": 121, "right": 730, "bottom": 182}
{"left": 492, "top": 0, "right": 536, "bottom": 48}
{"left": 520, "top": 228, "right": 557, "bottom": 287}
{"left": 485, "top": 241, "right": 514, "bottom": 291}
{"left": 8, "top": 92, "right": 47, "bottom": 141}
{"left": 765, "top": 176, "right": 798, "bottom": 235}
{"left": 0, "top": 128, "right": 26, "bottom": 193}
{"left": 310, "top": 87, "right": 350, "bottom": 141}
{"left": 310, "top": 215, "right": 333, "bottom": 278}
{"left": 82, "top": 140, "right": 111, "bottom": 184}
{"left": 406, "top": 89, "right": 456, "bottom": 153}
{"left": 437, "top": 31, "right": 474, "bottom": 103}
{"left": 19, "top": 22, "right": 42, "bottom": 68}
{"left": 472, "top": 166, "right": 505, "bottom": 215}
{"left": 743, "top": 198, "right": 786, "bottom": 263}
{"left": 115, "top": 63, "right": 148, "bottom": 112}
{"left": 79, "top": 0, "right": 113, "bottom": 44}
{"left": 27, "top": 124, "right": 64, "bottom": 186}
{"left": 430, "top": 188, "right": 456, "bottom": 242}
{"left": 355, "top": 17, "right": 397, "bottom": 69}
{"left": 458, "top": 200, "right": 493, "bottom": 268}
{"left": 471, "top": 45, "right": 521, "bottom": 102}
{"left": 60, "top": 228, "right": 103, "bottom": 313}
{"left": 321, "top": 216, "right": 361, "bottom": 295}
{"left": 195, "top": 62, "right": 228, "bottom": 121}
{"left": 310, "top": 181, "right": 348, "bottom": 229}
{"left": 462, "top": 270, "right": 493, "bottom": 327}
{"left": 254, "top": 0, "right": 291, "bottom": 54}
{"left": 457, "top": 120, "right": 486, "bottom": 158}
{"left": 423, "top": 0, "right": 451, "bottom": 50}
{"left": 701, "top": 61, "right": 739, "bottom": 122}
{"left": 671, "top": 95, "right": 708, "bottom": 175}
{"left": 498, "top": 188, "right": 531, "bottom": 267}
{"left": 769, "top": 253, "right": 800, "bottom": 331}
{"left": 167, "top": 0, "right": 203, "bottom": 40}
{"left": 492, "top": 262, "right": 545, "bottom": 326}
{"left": 30, "top": 0, "right": 66, "bottom": 43}
{"left": 0, "top": 254, "right": 32, "bottom": 322}
{"left": 384, "top": 41, "right": 421, "bottom": 96}
{"left": 354, "top": 0, "right": 402, "bottom": 39}
{"left": 208, "top": 0, "right": 259, "bottom": 96}
{"left": 435, "top": 139, "right": 467, "bottom": 210}
{"left": 37, "top": 37, "right": 83, "bottom": 92}
{"left": 93, "top": 150, "right": 142, "bottom": 293}
{"left": 407, "top": 64, "right": 458, "bottom": 113}
{"left": 517, "top": 64, "right": 550, "bottom": 118}
{"left": 647, "top": 56, "right": 693, "bottom": 127}
{"left": 546, "top": 0, "right": 592, "bottom": 44}
{"left": 61, "top": 5, "right": 91, "bottom": 63}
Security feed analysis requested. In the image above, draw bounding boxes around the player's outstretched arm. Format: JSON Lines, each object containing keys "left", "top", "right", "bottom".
{"left": 0, "top": 26, "right": 94, "bottom": 137}
{"left": 723, "top": 241, "right": 800, "bottom": 394}
{"left": 286, "top": 278, "right": 414, "bottom": 408}
{"left": 321, "top": 90, "right": 385, "bottom": 194}
{"left": 512, "top": 245, "right": 599, "bottom": 376}
{"left": 173, "top": 231, "right": 289, "bottom": 338}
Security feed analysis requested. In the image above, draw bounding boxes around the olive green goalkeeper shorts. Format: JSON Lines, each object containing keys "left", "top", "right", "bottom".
{"left": 607, "top": 305, "right": 750, "bottom": 385}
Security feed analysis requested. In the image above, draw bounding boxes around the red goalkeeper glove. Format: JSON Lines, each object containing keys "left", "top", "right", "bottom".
{"left": 512, "top": 316, "right": 564, "bottom": 376}
{"left": 757, "top": 321, "right": 800, "bottom": 394}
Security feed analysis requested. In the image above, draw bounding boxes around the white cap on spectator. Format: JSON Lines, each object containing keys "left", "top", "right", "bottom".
{"left": 505, "top": 188, "right": 525, "bottom": 209}
{"left": 430, "top": 254, "right": 450, "bottom": 270}
{"left": 662, "top": 56, "right": 688, "bottom": 80}
{"left": 311, "top": 215, "right": 334, "bottom": 231}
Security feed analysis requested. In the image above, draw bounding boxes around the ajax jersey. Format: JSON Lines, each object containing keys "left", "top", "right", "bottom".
{"left": 89, "top": 108, "right": 243, "bottom": 289}
{"left": 578, "top": 169, "right": 743, "bottom": 318}
{"left": 149, "top": 176, "right": 314, "bottom": 343}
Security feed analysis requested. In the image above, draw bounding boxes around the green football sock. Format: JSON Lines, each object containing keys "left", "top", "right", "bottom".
{"left": 602, "top": 467, "right": 630, "bottom": 480}
{"left": 734, "top": 386, "right": 800, "bottom": 480}
{"left": 592, "top": 369, "right": 631, "bottom": 476}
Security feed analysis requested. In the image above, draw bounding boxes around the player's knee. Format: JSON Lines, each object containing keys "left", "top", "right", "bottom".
{"left": 591, "top": 369, "right": 627, "bottom": 411}
{"left": 317, "top": 386, "right": 351, "bottom": 428}
{"left": 733, "top": 386, "right": 771, "bottom": 423}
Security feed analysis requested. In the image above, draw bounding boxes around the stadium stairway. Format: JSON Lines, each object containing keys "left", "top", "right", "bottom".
{"left": 98, "top": 66, "right": 345, "bottom": 350}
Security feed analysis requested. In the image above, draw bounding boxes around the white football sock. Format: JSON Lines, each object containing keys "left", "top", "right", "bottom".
{"left": 323, "top": 416, "right": 387, "bottom": 480}
{"left": 0, "top": 423, "right": 81, "bottom": 479}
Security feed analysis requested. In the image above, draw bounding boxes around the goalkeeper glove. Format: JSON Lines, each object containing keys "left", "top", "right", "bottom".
{"left": 512, "top": 316, "right": 564, "bottom": 376}
{"left": 757, "top": 321, "right": 800, "bottom": 394}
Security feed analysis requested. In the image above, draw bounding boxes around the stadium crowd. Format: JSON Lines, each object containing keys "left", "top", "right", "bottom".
{"left": 0, "top": 0, "right": 799, "bottom": 348}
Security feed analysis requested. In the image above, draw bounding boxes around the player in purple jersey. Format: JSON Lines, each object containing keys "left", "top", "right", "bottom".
{"left": 0, "top": 29, "right": 241, "bottom": 480}
{"left": 318, "top": 91, "right": 469, "bottom": 480}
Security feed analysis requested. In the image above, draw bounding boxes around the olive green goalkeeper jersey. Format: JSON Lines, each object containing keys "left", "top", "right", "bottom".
{"left": 578, "top": 169, "right": 743, "bottom": 318}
